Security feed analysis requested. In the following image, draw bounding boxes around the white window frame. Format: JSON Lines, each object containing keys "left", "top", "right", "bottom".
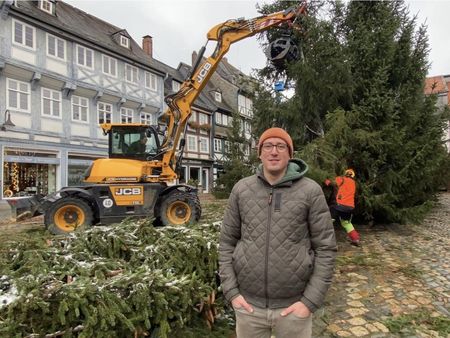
{"left": 76, "top": 45, "right": 94, "bottom": 69}
{"left": 125, "top": 64, "right": 139, "bottom": 84}
{"left": 6, "top": 78, "right": 30, "bottom": 113}
{"left": 238, "top": 94, "right": 253, "bottom": 117}
{"left": 172, "top": 80, "right": 181, "bottom": 92}
{"left": 214, "top": 138, "right": 222, "bottom": 152}
{"left": 187, "top": 135, "right": 198, "bottom": 152}
{"left": 102, "top": 55, "right": 117, "bottom": 77}
{"left": 98, "top": 102, "right": 112, "bottom": 124}
{"left": 47, "top": 33, "right": 66, "bottom": 60}
{"left": 199, "top": 136, "right": 209, "bottom": 153}
{"left": 121, "top": 107, "right": 134, "bottom": 123}
{"left": 145, "top": 72, "right": 157, "bottom": 91}
{"left": 71, "top": 95, "right": 89, "bottom": 123}
{"left": 41, "top": 87, "right": 61, "bottom": 118}
{"left": 12, "top": 19, "right": 35, "bottom": 50}
{"left": 214, "top": 91, "right": 222, "bottom": 102}
{"left": 140, "top": 112, "right": 152, "bottom": 125}
{"left": 39, "top": 0, "right": 53, "bottom": 14}
{"left": 120, "top": 35, "right": 130, "bottom": 48}
{"left": 222, "top": 114, "right": 228, "bottom": 126}
{"left": 199, "top": 113, "right": 208, "bottom": 125}
{"left": 215, "top": 112, "right": 222, "bottom": 125}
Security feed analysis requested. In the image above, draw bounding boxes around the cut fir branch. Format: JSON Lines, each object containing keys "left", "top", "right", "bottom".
{"left": 0, "top": 220, "right": 221, "bottom": 338}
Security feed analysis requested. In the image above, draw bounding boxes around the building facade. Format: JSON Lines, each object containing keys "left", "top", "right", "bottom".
{"left": 0, "top": 0, "right": 166, "bottom": 201}
{"left": 0, "top": 0, "right": 257, "bottom": 211}
{"left": 424, "top": 75, "right": 450, "bottom": 152}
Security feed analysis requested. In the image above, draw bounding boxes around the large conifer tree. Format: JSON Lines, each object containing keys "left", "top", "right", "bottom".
{"left": 254, "top": 0, "right": 450, "bottom": 223}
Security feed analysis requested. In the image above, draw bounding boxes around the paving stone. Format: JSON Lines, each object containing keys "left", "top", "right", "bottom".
{"left": 345, "top": 307, "right": 368, "bottom": 317}
{"left": 373, "top": 322, "right": 389, "bottom": 333}
{"left": 349, "top": 326, "right": 370, "bottom": 337}
{"left": 347, "top": 317, "right": 367, "bottom": 326}
{"left": 347, "top": 300, "right": 365, "bottom": 307}
{"left": 365, "top": 323, "right": 380, "bottom": 333}
{"left": 336, "top": 330, "right": 352, "bottom": 337}
{"left": 327, "top": 323, "right": 341, "bottom": 334}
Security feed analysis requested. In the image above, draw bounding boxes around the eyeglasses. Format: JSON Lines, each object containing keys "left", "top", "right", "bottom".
{"left": 261, "top": 143, "right": 288, "bottom": 152}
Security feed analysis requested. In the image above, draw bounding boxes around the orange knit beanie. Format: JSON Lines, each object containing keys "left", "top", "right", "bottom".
{"left": 258, "top": 127, "right": 294, "bottom": 157}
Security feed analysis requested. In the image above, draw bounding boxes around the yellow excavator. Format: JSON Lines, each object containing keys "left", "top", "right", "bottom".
{"left": 13, "top": 2, "right": 306, "bottom": 234}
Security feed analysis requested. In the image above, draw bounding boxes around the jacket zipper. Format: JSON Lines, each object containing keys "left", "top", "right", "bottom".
{"left": 265, "top": 187, "right": 273, "bottom": 308}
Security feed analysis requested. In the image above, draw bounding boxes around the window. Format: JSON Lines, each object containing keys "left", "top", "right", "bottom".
{"left": 238, "top": 94, "right": 253, "bottom": 117}
{"left": 7, "top": 78, "right": 30, "bottom": 112}
{"left": 121, "top": 107, "right": 134, "bottom": 123}
{"left": 172, "top": 80, "right": 181, "bottom": 92}
{"left": 125, "top": 64, "right": 139, "bottom": 84}
{"left": 140, "top": 112, "right": 152, "bottom": 125}
{"left": 145, "top": 72, "right": 157, "bottom": 91}
{"left": 41, "top": 87, "right": 61, "bottom": 118}
{"left": 222, "top": 114, "right": 228, "bottom": 126}
{"left": 47, "top": 34, "right": 65, "bottom": 60}
{"left": 120, "top": 35, "right": 130, "bottom": 48}
{"left": 187, "top": 135, "right": 197, "bottom": 152}
{"left": 77, "top": 45, "right": 93, "bottom": 69}
{"left": 214, "top": 91, "right": 222, "bottom": 102}
{"left": 71, "top": 96, "right": 89, "bottom": 122}
{"left": 215, "top": 113, "right": 222, "bottom": 125}
{"left": 13, "top": 20, "right": 35, "bottom": 49}
{"left": 102, "top": 55, "right": 117, "bottom": 77}
{"left": 39, "top": 0, "right": 53, "bottom": 14}
{"left": 224, "top": 141, "right": 231, "bottom": 153}
{"left": 199, "top": 113, "right": 208, "bottom": 125}
{"left": 199, "top": 137, "right": 209, "bottom": 153}
{"left": 98, "top": 102, "right": 112, "bottom": 124}
{"left": 214, "top": 138, "right": 222, "bottom": 152}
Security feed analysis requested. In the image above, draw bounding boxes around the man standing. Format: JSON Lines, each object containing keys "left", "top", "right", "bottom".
{"left": 219, "top": 127, "right": 337, "bottom": 338}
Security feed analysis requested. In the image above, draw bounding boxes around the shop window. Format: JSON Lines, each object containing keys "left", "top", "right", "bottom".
{"left": 3, "top": 162, "right": 56, "bottom": 198}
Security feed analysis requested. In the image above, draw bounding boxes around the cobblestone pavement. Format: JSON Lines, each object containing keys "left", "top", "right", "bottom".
{"left": 313, "top": 193, "right": 450, "bottom": 337}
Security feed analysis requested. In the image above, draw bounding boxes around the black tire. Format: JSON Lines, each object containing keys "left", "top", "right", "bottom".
{"left": 156, "top": 191, "right": 201, "bottom": 226}
{"left": 44, "top": 197, "right": 94, "bottom": 235}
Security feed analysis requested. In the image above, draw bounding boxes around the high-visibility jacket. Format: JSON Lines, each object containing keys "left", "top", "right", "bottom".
{"left": 335, "top": 176, "right": 355, "bottom": 208}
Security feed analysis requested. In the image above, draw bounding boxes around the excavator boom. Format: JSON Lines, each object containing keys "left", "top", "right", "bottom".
{"left": 158, "top": 2, "right": 307, "bottom": 181}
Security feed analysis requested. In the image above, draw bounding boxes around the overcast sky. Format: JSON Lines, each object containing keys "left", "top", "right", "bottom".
{"left": 65, "top": 0, "right": 449, "bottom": 77}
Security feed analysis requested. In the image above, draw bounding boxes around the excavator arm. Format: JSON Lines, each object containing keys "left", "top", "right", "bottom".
{"left": 157, "top": 2, "right": 307, "bottom": 181}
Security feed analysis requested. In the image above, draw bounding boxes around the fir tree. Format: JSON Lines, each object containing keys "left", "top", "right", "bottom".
{"left": 213, "top": 110, "right": 256, "bottom": 197}
{"left": 254, "top": 0, "right": 450, "bottom": 223}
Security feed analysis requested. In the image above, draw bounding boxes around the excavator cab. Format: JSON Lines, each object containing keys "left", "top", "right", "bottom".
{"left": 104, "top": 124, "right": 162, "bottom": 161}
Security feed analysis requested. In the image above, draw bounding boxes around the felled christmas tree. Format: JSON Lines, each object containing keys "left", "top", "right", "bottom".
{"left": 0, "top": 219, "right": 222, "bottom": 338}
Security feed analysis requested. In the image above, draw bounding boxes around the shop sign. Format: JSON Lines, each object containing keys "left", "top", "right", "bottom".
{"left": 4, "top": 156, "right": 60, "bottom": 164}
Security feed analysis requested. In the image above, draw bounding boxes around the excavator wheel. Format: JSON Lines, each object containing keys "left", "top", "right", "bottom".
{"left": 157, "top": 191, "right": 201, "bottom": 226}
{"left": 45, "top": 197, "right": 94, "bottom": 235}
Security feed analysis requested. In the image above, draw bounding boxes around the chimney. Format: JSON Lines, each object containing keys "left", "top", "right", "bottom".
{"left": 142, "top": 35, "right": 153, "bottom": 57}
{"left": 192, "top": 51, "right": 198, "bottom": 66}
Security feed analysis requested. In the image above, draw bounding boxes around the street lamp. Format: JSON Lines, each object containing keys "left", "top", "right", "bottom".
{"left": 1, "top": 110, "right": 15, "bottom": 131}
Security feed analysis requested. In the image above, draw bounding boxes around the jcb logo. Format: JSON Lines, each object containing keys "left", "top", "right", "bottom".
{"left": 196, "top": 62, "right": 211, "bottom": 83}
{"left": 115, "top": 188, "right": 141, "bottom": 195}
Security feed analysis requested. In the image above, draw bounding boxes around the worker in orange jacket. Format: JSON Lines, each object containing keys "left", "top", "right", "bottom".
{"left": 324, "top": 169, "right": 360, "bottom": 246}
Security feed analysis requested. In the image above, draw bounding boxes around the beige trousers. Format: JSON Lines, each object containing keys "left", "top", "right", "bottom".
{"left": 234, "top": 305, "right": 312, "bottom": 338}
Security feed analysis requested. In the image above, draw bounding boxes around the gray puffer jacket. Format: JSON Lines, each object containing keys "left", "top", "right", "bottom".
{"left": 219, "top": 159, "right": 337, "bottom": 312}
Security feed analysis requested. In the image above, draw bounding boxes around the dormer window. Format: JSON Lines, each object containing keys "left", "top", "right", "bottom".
{"left": 39, "top": 0, "right": 53, "bottom": 14}
{"left": 214, "top": 91, "right": 222, "bottom": 102}
{"left": 120, "top": 35, "right": 130, "bottom": 48}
